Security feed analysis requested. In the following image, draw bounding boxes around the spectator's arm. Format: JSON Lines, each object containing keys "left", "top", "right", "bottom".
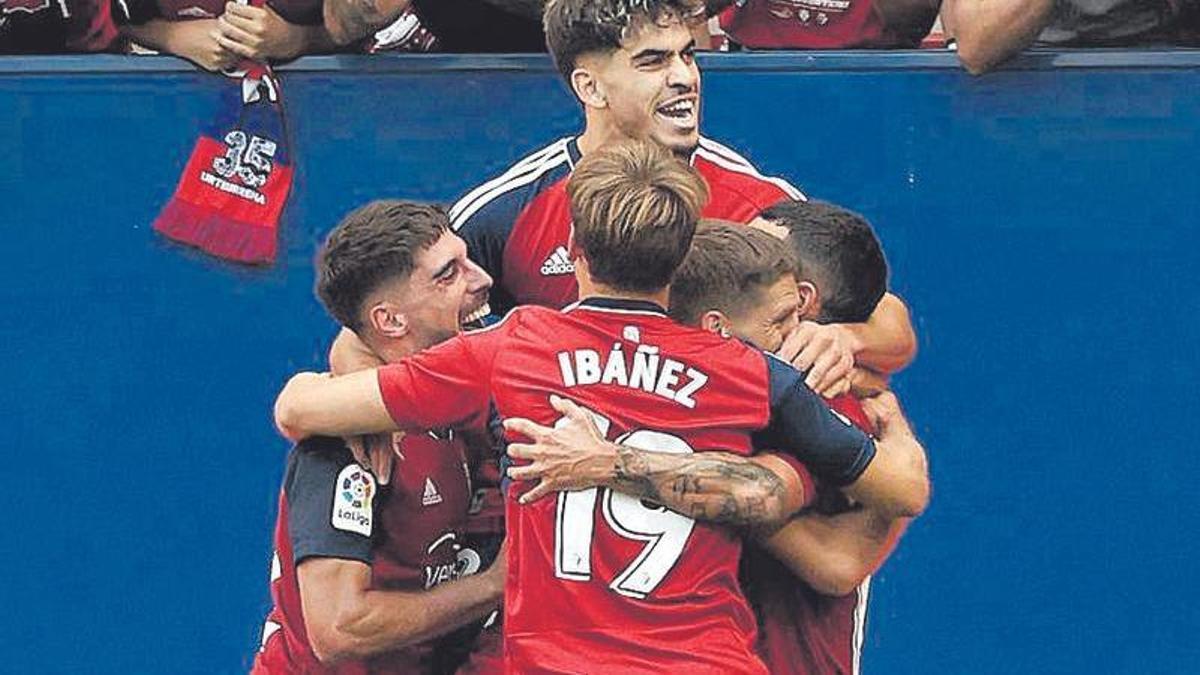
{"left": 942, "top": 0, "right": 1054, "bottom": 74}
{"left": 216, "top": 3, "right": 336, "bottom": 61}
{"left": 758, "top": 508, "right": 909, "bottom": 597}
{"left": 122, "top": 19, "right": 238, "bottom": 71}
{"left": 298, "top": 555, "right": 504, "bottom": 664}
{"left": 324, "top": 0, "right": 411, "bottom": 46}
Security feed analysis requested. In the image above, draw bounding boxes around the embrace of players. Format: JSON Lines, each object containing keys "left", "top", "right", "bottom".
{"left": 256, "top": 0, "right": 931, "bottom": 672}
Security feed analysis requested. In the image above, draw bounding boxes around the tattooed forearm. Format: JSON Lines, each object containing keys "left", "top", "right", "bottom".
{"left": 324, "top": 0, "right": 408, "bottom": 45}
{"left": 610, "top": 447, "right": 790, "bottom": 527}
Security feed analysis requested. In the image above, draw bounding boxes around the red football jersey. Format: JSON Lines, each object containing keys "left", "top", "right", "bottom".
{"left": 743, "top": 394, "right": 876, "bottom": 675}
{"left": 375, "top": 298, "right": 876, "bottom": 673}
{"left": 448, "top": 136, "right": 804, "bottom": 314}
{"left": 253, "top": 432, "right": 477, "bottom": 675}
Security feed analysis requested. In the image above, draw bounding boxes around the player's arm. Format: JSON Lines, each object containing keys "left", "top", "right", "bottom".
{"left": 756, "top": 507, "right": 910, "bottom": 597}
{"left": 275, "top": 370, "right": 395, "bottom": 441}
{"left": 277, "top": 330, "right": 497, "bottom": 440}
{"left": 286, "top": 442, "right": 504, "bottom": 664}
{"left": 843, "top": 292, "right": 917, "bottom": 375}
{"left": 299, "top": 557, "right": 504, "bottom": 664}
{"left": 323, "top": 0, "right": 412, "bottom": 46}
{"left": 755, "top": 361, "right": 929, "bottom": 520}
{"left": 504, "top": 396, "right": 809, "bottom": 527}
{"left": 941, "top": 0, "right": 1054, "bottom": 74}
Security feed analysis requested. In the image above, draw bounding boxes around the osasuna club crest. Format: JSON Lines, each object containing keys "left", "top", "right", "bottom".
{"left": 331, "top": 464, "right": 375, "bottom": 536}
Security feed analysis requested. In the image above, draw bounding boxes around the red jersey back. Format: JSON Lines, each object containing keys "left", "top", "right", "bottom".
{"left": 743, "top": 393, "right": 876, "bottom": 675}
{"left": 376, "top": 298, "right": 876, "bottom": 674}
{"left": 253, "top": 432, "right": 476, "bottom": 675}
{"left": 448, "top": 136, "right": 805, "bottom": 314}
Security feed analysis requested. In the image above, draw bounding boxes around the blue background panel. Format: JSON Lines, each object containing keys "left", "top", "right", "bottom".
{"left": 1, "top": 50, "right": 1197, "bottom": 673}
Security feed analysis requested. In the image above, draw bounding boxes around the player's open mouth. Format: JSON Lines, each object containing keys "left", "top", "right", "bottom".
{"left": 461, "top": 301, "right": 491, "bottom": 326}
{"left": 655, "top": 97, "right": 697, "bottom": 130}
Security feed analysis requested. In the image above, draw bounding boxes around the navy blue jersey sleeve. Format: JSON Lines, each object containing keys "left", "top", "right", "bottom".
{"left": 751, "top": 353, "right": 877, "bottom": 486}
{"left": 284, "top": 437, "right": 376, "bottom": 565}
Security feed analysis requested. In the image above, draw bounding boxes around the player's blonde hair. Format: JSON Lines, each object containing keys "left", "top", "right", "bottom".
{"left": 567, "top": 140, "right": 709, "bottom": 293}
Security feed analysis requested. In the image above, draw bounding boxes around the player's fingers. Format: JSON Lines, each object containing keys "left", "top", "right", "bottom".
{"left": 505, "top": 463, "right": 543, "bottom": 481}
{"left": 347, "top": 436, "right": 370, "bottom": 471}
{"left": 777, "top": 325, "right": 813, "bottom": 362}
{"left": 505, "top": 442, "right": 539, "bottom": 461}
{"left": 518, "top": 480, "right": 555, "bottom": 505}
{"left": 553, "top": 395, "right": 595, "bottom": 429}
{"left": 803, "top": 346, "right": 838, "bottom": 389}
{"left": 370, "top": 443, "right": 393, "bottom": 485}
{"left": 503, "top": 417, "right": 551, "bottom": 442}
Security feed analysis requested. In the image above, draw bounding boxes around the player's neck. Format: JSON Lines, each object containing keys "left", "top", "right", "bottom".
{"left": 370, "top": 334, "right": 422, "bottom": 365}
{"left": 577, "top": 276, "right": 670, "bottom": 311}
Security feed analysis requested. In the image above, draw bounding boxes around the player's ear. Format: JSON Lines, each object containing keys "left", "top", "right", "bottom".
{"left": 796, "top": 280, "right": 820, "bottom": 320}
{"left": 369, "top": 302, "right": 410, "bottom": 339}
{"left": 700, "top": 310, "right": 732, "bottom": 338}
{"left": 571, "top": 66, "right": 606, "bottom": 110}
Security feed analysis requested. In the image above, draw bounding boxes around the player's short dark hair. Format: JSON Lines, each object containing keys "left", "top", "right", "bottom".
{"left": 760, "top": 199, "right": 888, "bottom": 324}
{"left": 668, "top": 220, "right": 797, "bottom": 325}
{"left": 316, "top": 200, "right": 449, "bottom": 333}
{"left": 544, "top": 0, "right": 705, "bottom": 84}
{"left": 567, "top": 140, "right": 708, "bottom": 294}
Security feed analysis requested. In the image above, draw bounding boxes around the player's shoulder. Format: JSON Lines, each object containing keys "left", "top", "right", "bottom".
{"left": 448, "top": 137, "right": 575, "bottom": 231}
{"left": 692, "top": 136, "right": 806, "bottom": 211}
{"left": 286, "top": 436, "right": 355, "bottom": 480}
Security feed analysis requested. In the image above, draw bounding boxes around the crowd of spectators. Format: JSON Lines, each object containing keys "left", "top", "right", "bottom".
{"left": 1, "top": 0, "right": 1197, "bottom": 73}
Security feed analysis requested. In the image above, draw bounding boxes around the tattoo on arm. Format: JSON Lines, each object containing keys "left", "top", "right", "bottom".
{"left": 611, "top": 447, "right": 788, "bottom": 527}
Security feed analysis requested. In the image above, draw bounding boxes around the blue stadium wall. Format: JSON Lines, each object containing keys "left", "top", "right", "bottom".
{"left": 2, "top": 50, "right": 1197, "bottom": 673}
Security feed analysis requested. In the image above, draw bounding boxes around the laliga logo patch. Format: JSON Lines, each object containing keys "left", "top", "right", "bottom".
{"left": 200, "top": 130, "right": 278, "bottom": 205}
{"left": 331, "top": 464, "right": 375, "bottom": 536}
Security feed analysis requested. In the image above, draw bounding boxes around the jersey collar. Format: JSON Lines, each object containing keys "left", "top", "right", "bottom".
{"left": 567, "top": 136, "right": 702, "bottom": 169}
{"left": 574, "top": 296, "right": 668, "bottom": 316}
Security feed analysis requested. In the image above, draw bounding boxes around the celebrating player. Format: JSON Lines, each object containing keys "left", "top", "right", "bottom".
{"left": 330, "top": 0, "right": 917, "bottom": 397}
{"left": 253, "top": 201, "right": 504, "bottom": 674}
{"left": 513, "top": 216, "right": 926, "bottom": 673}
{"left": 746, "top": 199, "right": 917, "bottom": 675}
{"left": 273, "top": 141, "right": 929, "bottom": 672}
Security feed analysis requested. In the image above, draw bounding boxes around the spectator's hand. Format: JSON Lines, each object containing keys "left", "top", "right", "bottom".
{"left": 167, "top": 19, "right": 239, "bottom": 72}
{"left": 777, "top": 321, "right": 856, "bottom": 398}
{"left": 216, "top": 2, "right": 307, "bottom": 61}
{"left": 346, "top": 432, "right": 402, "bottom": 486}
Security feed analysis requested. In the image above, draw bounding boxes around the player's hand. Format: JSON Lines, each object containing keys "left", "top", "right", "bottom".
{"left": 216, "top": 2, "right": 307, "bottom": 61}
{"left": 168, "top": 19, "right": 240, "bottom": 72}
{"left": 850, "top": 366, "right": 890, "bottom": 398}
{"left": 777, "top": 322, "right": 856, "bottom": 398}
{"left": 860, "top": 391, "right": 915, "bottom": 441}
{"left": 503, "top": 395, "right": 618, "bottom": 505}
{"left": 346, "top": 432, "right": 401, "bottom": 486}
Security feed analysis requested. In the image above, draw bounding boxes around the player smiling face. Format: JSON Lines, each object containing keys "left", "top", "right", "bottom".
{"left": 402, "top": 230, "right": 493, "bottom": 349}
{"left": 584, "top": 14, "right": 701, "bottom": 156}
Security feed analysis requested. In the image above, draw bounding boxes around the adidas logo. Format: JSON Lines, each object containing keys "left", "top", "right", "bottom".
{"left": 540, "top": 246, "right": 575, "bottom": 276}
{"left": 422, "top": 477, "right": 443, "bottom": 506}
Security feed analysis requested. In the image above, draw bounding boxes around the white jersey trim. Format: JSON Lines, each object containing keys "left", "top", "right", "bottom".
{"left": 564, "top": 304, "right": 670, "bottom": 319}
{"left": 694, "top": 137, "right": 806, "bottom": 201}
{"left": 852, "top": 575, "right": 871, "bottom": 675}
{"left": 449, "top": 138, "right": 572, "bottom": 229}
